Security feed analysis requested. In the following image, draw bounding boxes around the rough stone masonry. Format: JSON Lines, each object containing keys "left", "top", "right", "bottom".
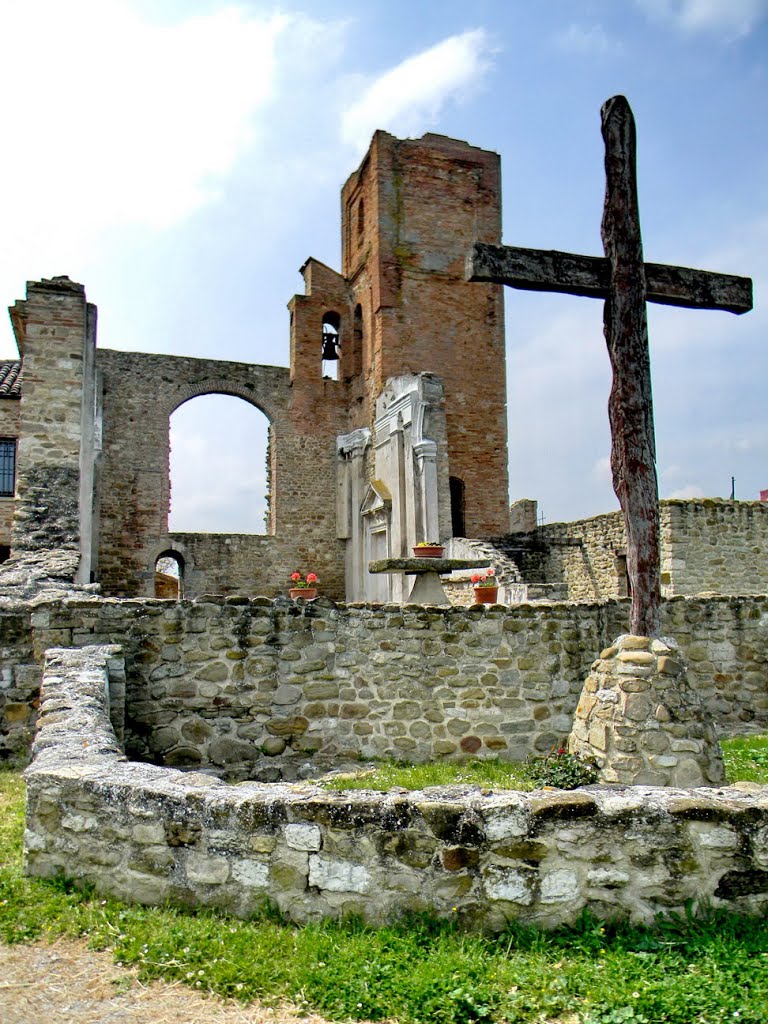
{"left": 22, "top": 644, "right": 768, "bottom": 931}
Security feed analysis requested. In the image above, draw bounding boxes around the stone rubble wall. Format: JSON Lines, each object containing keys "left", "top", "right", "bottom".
{"left": 520, "top": 501, "right": 768, "bottom": 602}
{"left": 569, "top": 634, "right": 725, "bottom": 788}
{"left": 661, "top": 500, "right": 768, "bottom": 596}
{"left": 10, "top": 278, "right": 93, "bottom": 556}
{"left": 24, "top": 645, "right": 768, "bottom": 931}
{"left": 2, "top": 593, "right": 767, "bottom": 772}
{"left": 0, "top": 605, "right": 35, "bottom": 760}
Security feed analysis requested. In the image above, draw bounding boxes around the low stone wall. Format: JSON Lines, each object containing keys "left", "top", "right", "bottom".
{"left": 3, "top": 593, "right": 768, "bottom": 772}
{"left": 24, "top": 645, "right": 768, "bottom": 931}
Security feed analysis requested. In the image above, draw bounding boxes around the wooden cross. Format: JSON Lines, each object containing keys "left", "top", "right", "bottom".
{"left": 469, "top": 95, "right": 753, "bottom": 636}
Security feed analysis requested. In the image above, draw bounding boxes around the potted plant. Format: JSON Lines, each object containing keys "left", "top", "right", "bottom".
{"left": 289, "top": 572, "right": 319, "bottom": 600}
{"left": 471, "top": 568, "right": 498, "bottom": 603}
{"left": 413, "top": 540, "right": 445, "bottom": 558}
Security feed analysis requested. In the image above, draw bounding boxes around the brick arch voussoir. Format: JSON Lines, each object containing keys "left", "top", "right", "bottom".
{"left": 163, "top": 378, "right": 284, "bottom": 426}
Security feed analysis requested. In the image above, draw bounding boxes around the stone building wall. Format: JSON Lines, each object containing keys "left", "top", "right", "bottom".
{"left": 24, "top": 645, "right": 768, "bottom": 932}
{"left": 0, "top": 393, "right": 20, "bottom": 547}
{"left": 3, "top": 592, "right": 767, "bottom": 771}
{"left": 0, "top": 607, "right": 35, "bottom": 760}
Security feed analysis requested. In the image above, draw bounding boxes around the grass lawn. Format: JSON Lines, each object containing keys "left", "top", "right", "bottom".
{"left": 323, "top": 735, "right": 768, "bottom": 792}
{"left": 1, "top": 739, "right": 766, "bottom": 1022}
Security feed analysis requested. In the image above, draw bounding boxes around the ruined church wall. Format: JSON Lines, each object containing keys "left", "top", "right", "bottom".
{"left": 24, "top": 645, "right": 768, "bottom": 932}
{"left": 530, "top": 500, "right": 768, "bottom": 602}
{"left": 10, "top": 279, "right": 93, "bottom": 555}
{"left": 516, "top": 512, "right": 627, "bottom": 601}
{"left": 96, "top": 350, "right": 347, "bottom": 601}
{"left": 0, "top": 607, "right": 35, "bottom": 760}
{"left": 660, "top": 499, "right": 768, "bottom": 596}
{"left": 4, "top": 593, "right": 767, "bottom": 770}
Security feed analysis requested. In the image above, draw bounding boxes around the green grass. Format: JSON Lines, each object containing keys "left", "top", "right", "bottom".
{"left": 322, "top": 758, "right": 532, "bottom": 792}
{"left": 323, "top": 735, "right": 768, "bottom": 792}
{"left": 721, "top": 734, "right": 768, "bottom": 784}
{"left": 2, "top": 767, "right": 768, "bottom": 1023}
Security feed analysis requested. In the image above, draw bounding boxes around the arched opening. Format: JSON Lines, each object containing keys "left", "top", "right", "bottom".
{"left": 155, "top": 550, "right": 183, "bottom": 599}
{"left": 321, "top": 311, "right": 341, "bottom": 381}
{"left": 169, "top": 394, "right": 271, "bottom": 533}
{"left": 450, "top": 476, "right": 466, "bottom": 537}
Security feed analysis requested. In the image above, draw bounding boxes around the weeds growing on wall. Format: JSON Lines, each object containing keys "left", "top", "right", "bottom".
{"left": 2, "top": 768, "right": 768, "bottom": 1023}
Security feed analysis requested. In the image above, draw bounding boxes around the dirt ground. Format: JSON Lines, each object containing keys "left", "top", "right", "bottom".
{"left": 0, "top": 938, "right": 337, "bottom": 1024}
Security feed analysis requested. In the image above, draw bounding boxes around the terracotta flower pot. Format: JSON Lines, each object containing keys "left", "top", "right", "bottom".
{"left": 473, "top": 586, "right": 498, "bottom": 604}
{"left": 289, "top": 588, "right": 318, "bottom": 600}
{"left": 413, "top": 546, "right": 444, "bottom": 558}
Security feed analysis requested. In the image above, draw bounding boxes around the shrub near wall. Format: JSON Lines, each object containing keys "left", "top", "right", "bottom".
{"left": 23, "top": 645, "right": 768, "bottom": 933}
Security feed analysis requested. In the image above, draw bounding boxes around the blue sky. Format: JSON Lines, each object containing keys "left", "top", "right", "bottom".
{"left": 1, "top": 0, "right": 765, "bottom": 530}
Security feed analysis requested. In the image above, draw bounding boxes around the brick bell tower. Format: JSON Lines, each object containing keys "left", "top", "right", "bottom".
{"left": 339, "top": 131, "right": 510, "bottom": 538}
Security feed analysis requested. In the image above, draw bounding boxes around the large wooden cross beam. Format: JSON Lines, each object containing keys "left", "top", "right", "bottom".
{"left": 468, "top": 95, "right": 753, "bottom": 637}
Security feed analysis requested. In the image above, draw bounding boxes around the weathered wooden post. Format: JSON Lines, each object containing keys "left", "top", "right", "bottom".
{"left": 467, "top": 96, "right": 752, "bottom": 784}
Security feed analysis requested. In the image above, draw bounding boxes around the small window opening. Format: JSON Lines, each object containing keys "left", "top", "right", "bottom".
{"left": 0, "top": 438, "right": 16, "bottom": 497}
{"left": 322, "top": 311, "right": 341, "bottom": 380}
{"left": 615, "top": 552, "right": 631, "bottom": 598}
{"left": 357, "top": 198, "right": 365, "bottom": 241}
{"left": 155, "top": 552, "right": 183, "bottom": 600}
{"left": 450, "top": 476, "right": 466, "bottom": 537}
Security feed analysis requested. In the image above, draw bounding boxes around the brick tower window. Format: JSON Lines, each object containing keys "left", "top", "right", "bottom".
{"left": 322, "top": 312, "right": 341, "bottom": 380}
{"left": 0, "top": 438, "right": 16, "bottom": 497}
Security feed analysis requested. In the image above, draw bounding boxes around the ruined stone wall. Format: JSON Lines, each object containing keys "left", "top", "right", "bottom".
{"left": 9, "top": 278, "right": 93, "bottom": 556}
{"left": 528, "top": 512, "right": 628, "bottom": 601}
{"left": 528, "top": 500, "right": 768, "bottom": 601}
{"left": 25, "top": 645, "right": 768, "bottom": 931}
{"left": 4, "top": 593, "right": 767, "bottom": 770}
{"left": 0, "top": 607, "right": 35, "bottom": 760}
{"left": 96, "top": 350, "right": 346, "bottom": 600}
{"left": 661, "top": 499, "right": 768, "bottom": 595}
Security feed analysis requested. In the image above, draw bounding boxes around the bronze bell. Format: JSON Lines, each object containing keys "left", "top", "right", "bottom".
{"left": 321, "top": 329, "right": 340, "bottom": 360}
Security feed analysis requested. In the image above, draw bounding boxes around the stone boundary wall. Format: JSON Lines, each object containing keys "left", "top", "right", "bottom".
{"left": 24, "top": 645, "right": 768, "bottom": 931}
{"left": 525, "top": 500, "right": 768, "bottom": 602}
{"left": 661, "top": 500, "right": 768, "bottom": 596}
{"left": 3, "top": 593, "right": 768, "bottom": 773}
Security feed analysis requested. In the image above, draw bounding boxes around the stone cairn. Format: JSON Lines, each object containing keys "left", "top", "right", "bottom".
{"left": 569, "top": 634, "right": 725, "bottom": 788}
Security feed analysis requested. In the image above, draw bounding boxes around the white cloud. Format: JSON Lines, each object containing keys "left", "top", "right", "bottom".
{"left": 666, "top": 483, "right": 706, "bottom": 498}
{"left": 0, "top": 0, "right": 303, "bottom": 308}
{"left": 591, "top": 456, "right": 613, "bottom": 484}
{"left": 554, "top": 23, "right": 621, "bottom": 55}
{"left": 340, "top": 29, "right": 493, "bottom": 152}
{"left": 635, "top": 0, "right": 768, "bottom": 38}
